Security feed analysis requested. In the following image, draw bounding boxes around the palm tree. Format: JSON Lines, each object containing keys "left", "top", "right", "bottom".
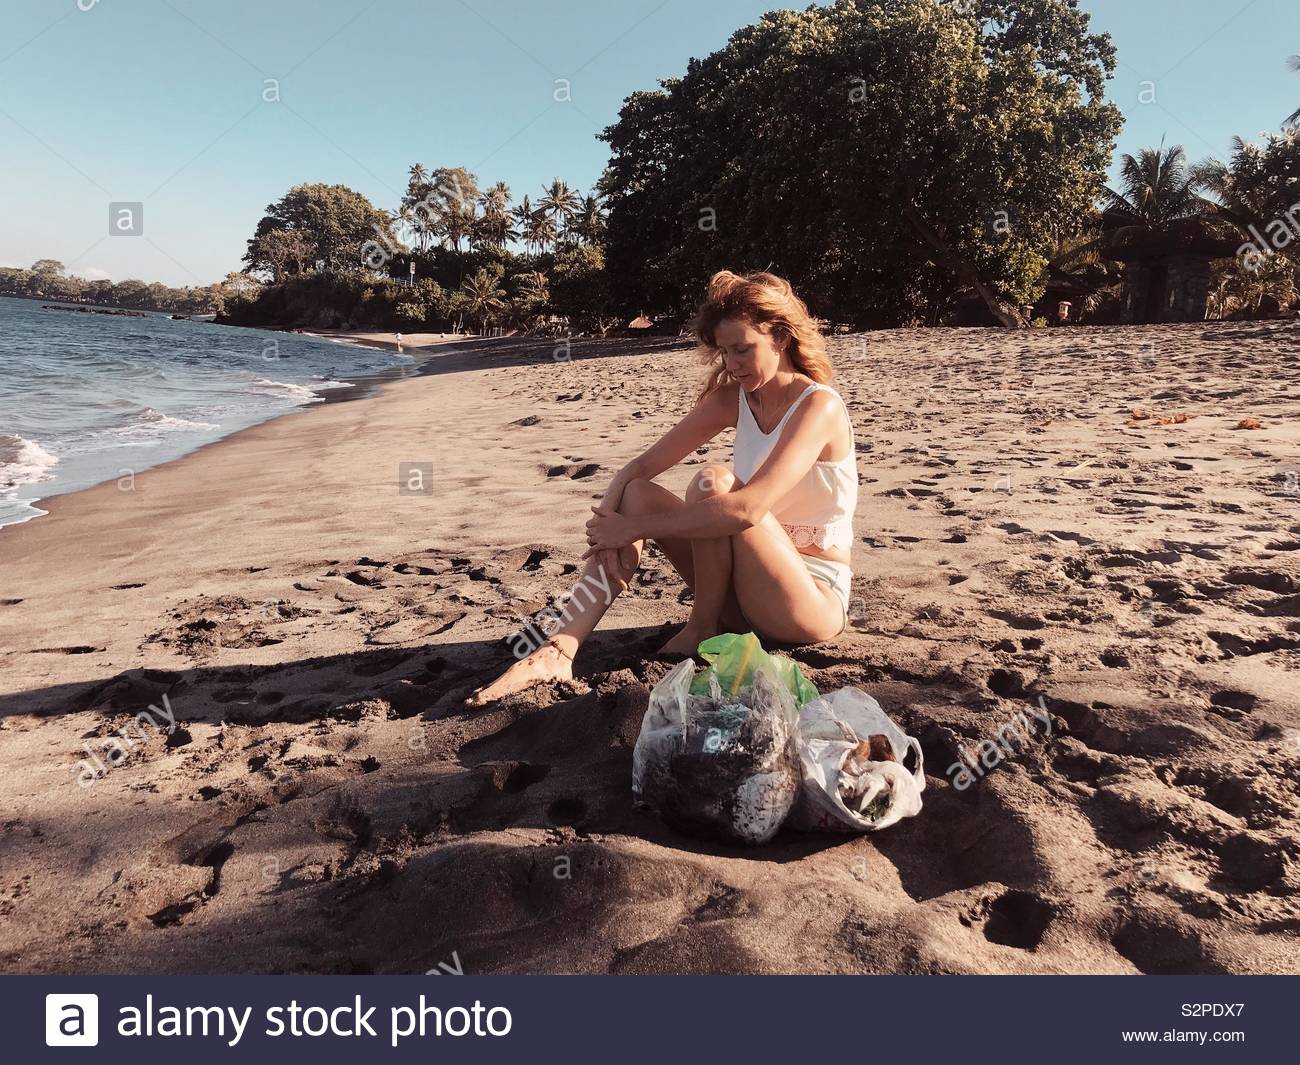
{"left": 1286, "top": 54, "right": 1300, "bottom": 128}
{"left": 388, "top": 205, "right": 412, "bottom": 250}
{"left": 1189, "top": 137, "right": 1273, "bottom": 231}
{"left": 1102, "top": 145, "right": 1208, "bottom": 227}
{"left": 442, "top": 199, "right": 478, "bottom": 253}
{"left": 572, "top": 193, "right": 606, "bottom": 245}
{"left": 1048, "top": 225, "right": 1124, "bottom": 317}
{"left": 403, "top": 164, "right": 432, "bottom": 250}
{"left": 1208, "top": 253, "right": 1300, "bottom": 318}
{"left": 458, "top": 268, "right": 506, "bottom": 333}
{"left": 538, "top": 178, "right": 581, "bottom": 248}
{"left": 476, "top": 182, "right": 515, "bottom": 247}
{"left": 511, "top": 195, "right": 536, "bottom": 249}
{"left": 522, "top": 211, "right": 556, "bottom": 256}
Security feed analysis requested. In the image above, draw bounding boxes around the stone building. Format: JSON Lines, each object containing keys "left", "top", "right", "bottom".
{"left": 1104, "top": 218, "right": 1240, "bottom": 324}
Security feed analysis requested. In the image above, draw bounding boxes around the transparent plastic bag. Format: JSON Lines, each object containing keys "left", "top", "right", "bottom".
{"left": 633, "top": 651, "right": 803, "bottom": 845}
{"left": 788, "top": 687, "right": 925, "bottom": 833}
{"left": 688, "top": 632, "right": 819, "bottom": 707}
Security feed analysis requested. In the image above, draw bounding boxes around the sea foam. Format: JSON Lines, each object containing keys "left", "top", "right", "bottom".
{"left": 250, "top": 378, "right": 326, "bottom": 403}
{"left": 0, "top": 434, "right": 59, "bottom": 490}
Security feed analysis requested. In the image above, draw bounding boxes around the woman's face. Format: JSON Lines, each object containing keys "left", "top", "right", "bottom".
{"left": 715, "top": 317, "right": 785, "bottom": 391}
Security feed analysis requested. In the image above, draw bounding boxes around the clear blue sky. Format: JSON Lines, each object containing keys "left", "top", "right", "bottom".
{"left": 1, "top": 0, "right": 1294, "bottom": 286}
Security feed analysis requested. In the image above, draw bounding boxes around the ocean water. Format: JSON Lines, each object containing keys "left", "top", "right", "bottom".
{"left": 0, "top": 296, "right": 420, "bottom": 527}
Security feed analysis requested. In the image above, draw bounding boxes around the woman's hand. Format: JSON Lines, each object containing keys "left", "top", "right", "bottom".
{"left": 598, "top": 471, "right": 629, "bottom": 515}
{"left": 582, "top": 505, "right": 638, "bottom": 557}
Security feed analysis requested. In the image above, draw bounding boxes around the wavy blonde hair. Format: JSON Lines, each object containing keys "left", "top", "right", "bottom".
{"left": 691, "top": 270, "right": 831, "bottom": 400}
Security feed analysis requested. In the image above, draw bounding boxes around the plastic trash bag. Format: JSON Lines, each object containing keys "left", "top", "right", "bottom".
{"left": 633, "top": 642, "right": 804, "bottom": 845}
{"left": 788, "top": 687, "right": 925, "bottom": 833}
{"left": 688, "top": 632, "right": 819, "bottom": 707}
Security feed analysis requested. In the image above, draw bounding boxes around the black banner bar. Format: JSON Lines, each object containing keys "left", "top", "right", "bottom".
{"left": 12, "top": 975, "right": 1290, "bottom": 1062}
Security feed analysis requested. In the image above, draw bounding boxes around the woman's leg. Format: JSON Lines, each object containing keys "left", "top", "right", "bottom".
{"left": 467, "top": 477, "right": 698, "bottom": 704}
{"left": 660, "top": 465, "right": 741, "bottom": 654}
{"left": 729, "top": 514, "right": 846, "bottom": 644}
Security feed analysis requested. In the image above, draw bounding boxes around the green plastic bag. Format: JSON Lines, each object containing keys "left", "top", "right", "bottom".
{"left": 688, "top": 632, "right": 819, "bottom": 707}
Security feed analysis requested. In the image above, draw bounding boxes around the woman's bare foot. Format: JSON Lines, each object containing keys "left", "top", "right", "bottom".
{"left": 467, "top": 640, "right": 574, "bottom": 706}
{"left": 658, "top": 621, "right": 715, "bottom": 657}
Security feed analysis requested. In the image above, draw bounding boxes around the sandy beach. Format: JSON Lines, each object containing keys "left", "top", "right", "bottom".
{"left": 301, "top": 329, "right": 478, "bottom": 354}
{"left": 2, "top": 322, "right": 1298, "bottom": 975}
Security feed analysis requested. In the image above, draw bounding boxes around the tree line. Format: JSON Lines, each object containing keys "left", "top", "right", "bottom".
{"left": 0, "top": 259, "right": 251, "bottom": 314}
{"left": 224, "top": 173, "right": 611, "bottom": 334}
{"left": 221, "top": 0, "right": 1300, "bottom": 333}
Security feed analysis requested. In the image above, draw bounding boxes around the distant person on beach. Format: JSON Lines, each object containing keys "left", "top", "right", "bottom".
{"left": 470, "top": 270, "right": 858, "bottom": 704}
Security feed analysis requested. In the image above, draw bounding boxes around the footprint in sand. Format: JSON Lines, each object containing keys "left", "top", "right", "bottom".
{"left": 546, "top": 462, "right": 600, "bottom": 480}
{"left": 988, "top": 609, "right": 1046, "bottom": 631}
{"left": 960, "top": 889, "right": 1057, "bottom": 952}
{"left": 1224, "top": 569, "right": 1296, "bottom": 594}
{"left": 344, "top": 570, "right": 384, "bottom": 588}
{"left": 365, "top": 612, "right": 466, "bottom": 646}
{"left": 1209, "top": 690, "right": 1259, "bottom": 713}
{"left": 1110, "top": 916, "right": 1226, "bottom": 975}
{"left": 1045, "top": 529, "right": 1095, "bottom": 545}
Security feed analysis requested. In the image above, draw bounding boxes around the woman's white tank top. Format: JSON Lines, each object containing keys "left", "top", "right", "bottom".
{"left": 732, "top": 382, "right": 858, "bottom": 551}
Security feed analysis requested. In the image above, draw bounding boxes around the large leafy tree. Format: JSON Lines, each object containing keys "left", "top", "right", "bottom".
{"left": 244, "top": 183, "right": 396, "bottom": 276}
{"left": 247, "top": 228, "right": 314, "bottom": 281}
{"left": 550, "top": 244, "right": 614, "bottom": 332}
{"left": 598, "top": 0, "right": 1122, "bottom": 327}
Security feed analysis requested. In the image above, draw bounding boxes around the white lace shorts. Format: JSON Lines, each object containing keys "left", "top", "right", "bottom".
{"left": 802, "top": 554, "right": 851, "bottom": 623}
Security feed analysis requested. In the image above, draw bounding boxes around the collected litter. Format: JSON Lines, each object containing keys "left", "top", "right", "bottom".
{"left": 633, "top": 633, "right": 925, "bottom": 844}
{"left": 788, "top": 687, "right": 925, "bottom": 832}
{"left": 633, "top": 634, "right": 804, "bottom": 844}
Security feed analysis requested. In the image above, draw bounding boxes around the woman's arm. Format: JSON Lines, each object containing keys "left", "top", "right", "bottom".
{"left": 599, "top": 385, "right": 736, "bottom": 510}
{"left": 586, "top": 391, "right": 843, "bottom": 550}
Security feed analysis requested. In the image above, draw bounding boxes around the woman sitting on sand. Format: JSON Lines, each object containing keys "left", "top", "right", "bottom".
{"left": 470, "top": 270, "right": 857, "bottom": 704}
